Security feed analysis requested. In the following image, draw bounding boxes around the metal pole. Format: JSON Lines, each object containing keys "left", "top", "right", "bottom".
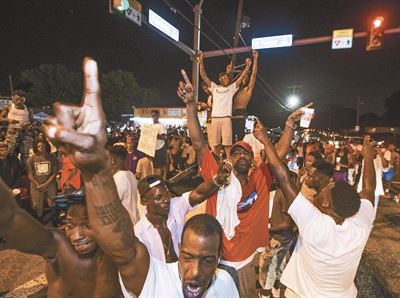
{"left": 192, "top": 1, "right": 203, "bottom": 102}
{"left": 202, "top": 27, "right": 400, "bottom": 58}
{"left": 230, "top": 0, "right": 244, "bottom": 79}
{"left": 9, "top": 75, "right": 13, "bottom": 96}
{"left": 356, "top": 97, "right": 361, "bottom": 127}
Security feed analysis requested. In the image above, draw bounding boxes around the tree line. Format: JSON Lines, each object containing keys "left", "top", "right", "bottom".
{"left": 16, "top": 64, "right": 160, "bottom": 120}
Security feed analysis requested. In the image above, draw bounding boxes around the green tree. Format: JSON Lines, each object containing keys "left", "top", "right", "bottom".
{"left": 383, "top": 88, "right": 400, "bottom": 126}
{"left": 101, "top": 70, "right": 159, "bottom": 120}
{"left": 20, "top": 64, "right": 82, "bottom": 108}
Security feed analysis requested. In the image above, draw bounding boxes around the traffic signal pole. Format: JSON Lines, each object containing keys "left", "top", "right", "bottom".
{"left": 192, "top": 1, "right": 204, "bottom": 102}
{"left": 230, "top": 0, "right": 244, "bottom": 80}
{"left": 202, "top": 27, "right": 400, "bottom": 58}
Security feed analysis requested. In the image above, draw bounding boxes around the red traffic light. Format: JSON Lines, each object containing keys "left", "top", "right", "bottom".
{"left": 373, "top": 17, "right": 383, "bottom": 28}
{"left": 366, "top": 16, "right": 384, "bottom": 51}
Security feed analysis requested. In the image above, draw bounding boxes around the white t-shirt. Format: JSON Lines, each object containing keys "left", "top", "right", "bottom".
{"left": 113, "top": 170, "right": 140, "bottom": 225}
{"left": 281, "top": 193, "right": 374, "bottom": 298}
{"left": 119, "top": 256, "right": 239, "bottom": 298}
{"left": 210, "top": 82, "right": 238, "bottom": 118}
{"left": 134, "top": 193, "right": 194, "bottom": 262}
{"left": 357, "top": 156, "right": 388, "bottom": 196}
{"left": 150, "top": 123, "right": 167, "bottom": 150}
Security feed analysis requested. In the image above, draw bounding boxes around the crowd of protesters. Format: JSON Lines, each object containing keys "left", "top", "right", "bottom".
{"left": 0, "top": 56, "right": 399, "bottom": 298}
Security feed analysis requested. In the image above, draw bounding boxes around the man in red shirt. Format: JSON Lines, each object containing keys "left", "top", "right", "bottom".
{"left": 177, "top": 69, "right": 311, "bottom": 297}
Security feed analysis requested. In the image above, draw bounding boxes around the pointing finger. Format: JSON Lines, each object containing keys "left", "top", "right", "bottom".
{"left": 83, "top": 57, "right": 100, "bottom": 107}
{"left": 180, "top": 69, "right": 191, "bottom": 86}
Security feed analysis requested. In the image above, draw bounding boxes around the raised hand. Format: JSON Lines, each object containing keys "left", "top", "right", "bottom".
{"left": 43, "top": 58, "right": 107, "bottom": 174}
{"left": 362, "top": 136, "right": 375, "bottom": 160}
{"left": 288, "top": 102, "right": 314, "bottom": 122}
{"left": 252, "top": 50, "right": 258, "bottom": 59}
{"left": 226, "top": 61, "right": 233, "bottom": 74}
{"left": 215, "top": 156, "right": 232, "bottom": 187}
{"left": 177, "top": 70, "right": 195, "bottom": 104}
{"left": 245, "top": 58, "right": 252, "bottom": 66}
{"left": 253, "top": 117, "right": 269, "bottom": 144}
{"left": 195, "top": 52, "right": 204, "bottom": 64}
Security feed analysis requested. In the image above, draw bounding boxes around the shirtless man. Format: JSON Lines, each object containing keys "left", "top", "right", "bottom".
{"left": 43, "top": 58, "right": 238, "bottom": 298}
{"left": 0, "top": 186, "right": 122, "bottom": 297}
{"left": 232, "top": 50, "right": 258, "bottom": 142}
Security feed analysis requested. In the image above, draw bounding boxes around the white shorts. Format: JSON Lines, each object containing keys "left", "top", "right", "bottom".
{"left": 211, "top": 117, "right": 232, "bottom": 146}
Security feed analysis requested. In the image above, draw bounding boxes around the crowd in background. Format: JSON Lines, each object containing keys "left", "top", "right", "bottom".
{"left": 1, "top": 56, "right": 400, "bottom": 298}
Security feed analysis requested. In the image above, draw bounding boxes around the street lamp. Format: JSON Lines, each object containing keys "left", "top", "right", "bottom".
{"left": 287, "top": 95, "right": 299, "bottom": 108}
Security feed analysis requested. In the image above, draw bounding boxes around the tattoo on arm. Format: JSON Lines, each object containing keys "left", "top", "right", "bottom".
{"left": 94, "top": 201, "right": 133, "bottom": 249}
{"left": 94, "top": 201, "right": 124, "bottom": 225}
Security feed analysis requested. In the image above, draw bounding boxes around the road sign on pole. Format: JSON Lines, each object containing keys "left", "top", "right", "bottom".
{"left": 332, "top": 29, "right": 353, "bottom": 49}
{"left": 149, "top": 9, "right": 179, "bottom": 42}
{"left": 125, "top": 5, "right": 142, "bottom": 26}
{"left": 251, "top": 34, "right": 293, "bottom": 50}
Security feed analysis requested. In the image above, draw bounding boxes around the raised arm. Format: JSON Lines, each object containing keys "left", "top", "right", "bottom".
{"left": 247, "top": 50, "right": 258, "bottom": 91}
{"left": 189, "top": 159, "right": 232, "bottom": 206}
{"left": 0, "top": 178, "right": 57, "bottom": 259}
{"left": 177, "top": 70, "right": 207, "bottom": 164}
{"left": 1, "top": 105, "right": 10, "bottom": 119}
{"left": 196, "top": 53, "right": 211, "bottom": 88}
{"left": 254, "top": 118, "right": 299, "bottom": 207}
{"left": 235, "top": 58, "right": 252, "bottom": 88}
{"left": 359, "top": 136, "right": 376, "bottom": 205}
{"left": 43, "top": 58, "right": 149, "bottom": 296}
{"left": 275, "top": 103, "right": 314, "bottom": 159}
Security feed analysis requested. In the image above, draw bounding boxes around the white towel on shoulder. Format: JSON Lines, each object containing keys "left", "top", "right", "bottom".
{"left": 216, "top": 173, "right": 242, "bottom": 240}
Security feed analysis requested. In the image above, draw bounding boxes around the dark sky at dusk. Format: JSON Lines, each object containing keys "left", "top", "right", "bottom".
{"left": 1, "top": 0, "right": 400, "bottom": 125}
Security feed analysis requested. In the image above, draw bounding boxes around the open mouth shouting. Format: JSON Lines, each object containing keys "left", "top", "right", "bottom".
{"left": 183, "top": 282, "right": 204, "bottom": 298}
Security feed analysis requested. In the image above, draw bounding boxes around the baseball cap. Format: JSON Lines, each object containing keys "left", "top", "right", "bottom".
{"left": 230, "top": 141, "right": 254, "bottom": 155}
{"left": 138, "top": 175, "right": 166, "bottom": 198}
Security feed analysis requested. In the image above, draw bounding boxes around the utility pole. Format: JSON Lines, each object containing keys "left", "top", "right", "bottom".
{"left": 192, "top": 0, "right": 204, "bottom": 102}
{"left": 356, "top": 97, "right": 363, "bottom": 130}
{"left": 9, "top": 75, "right": 13, "bottom": 96}
{"left": 287, "top": 85, "right": 303, "bottom": 95}
{"left": 230, "top": 0, "right": 244, "bottom": 79}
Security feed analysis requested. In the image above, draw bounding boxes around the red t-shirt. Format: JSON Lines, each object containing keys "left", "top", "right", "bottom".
{"left": 60, "top": 155, "right": 81, "bottom": 191}
{"left": 201, "top": 149, "right": 272, "bottom": 262}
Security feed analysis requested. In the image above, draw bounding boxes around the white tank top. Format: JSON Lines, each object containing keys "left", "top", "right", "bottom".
{"left": 8, "top": 103, "right": 30, "bottom": 126}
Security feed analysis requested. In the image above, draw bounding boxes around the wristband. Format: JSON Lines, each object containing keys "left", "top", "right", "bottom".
{"left": 285, "top": 121, "right": 297, "bottom": 130}
{"left": 212, "top": 175, "right": 224, "bottom": 189}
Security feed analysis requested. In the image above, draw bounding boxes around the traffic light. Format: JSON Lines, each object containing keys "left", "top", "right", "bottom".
{"left": 112, "top": 0, "right": 129, "bottom": 11}
{"left": 366, "top": 16, "right": 384, "bottom": 51}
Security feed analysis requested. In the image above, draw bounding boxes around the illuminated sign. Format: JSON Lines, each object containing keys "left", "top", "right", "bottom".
{"left": 251, "top": 34, "right": 293, "bottom": 50}
{"left": 148, "top": 9, "right": 179, "bottom": 42}
{"left": 332, "top": 29, "right": 353, "bottom": 49}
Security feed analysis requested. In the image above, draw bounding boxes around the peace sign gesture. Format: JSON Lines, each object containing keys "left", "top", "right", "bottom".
{"left": 177, "top": 69, "right": 195, "bottom": 104}
{"left": 43, "top": 58, "right": 107, "bottom": 174}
